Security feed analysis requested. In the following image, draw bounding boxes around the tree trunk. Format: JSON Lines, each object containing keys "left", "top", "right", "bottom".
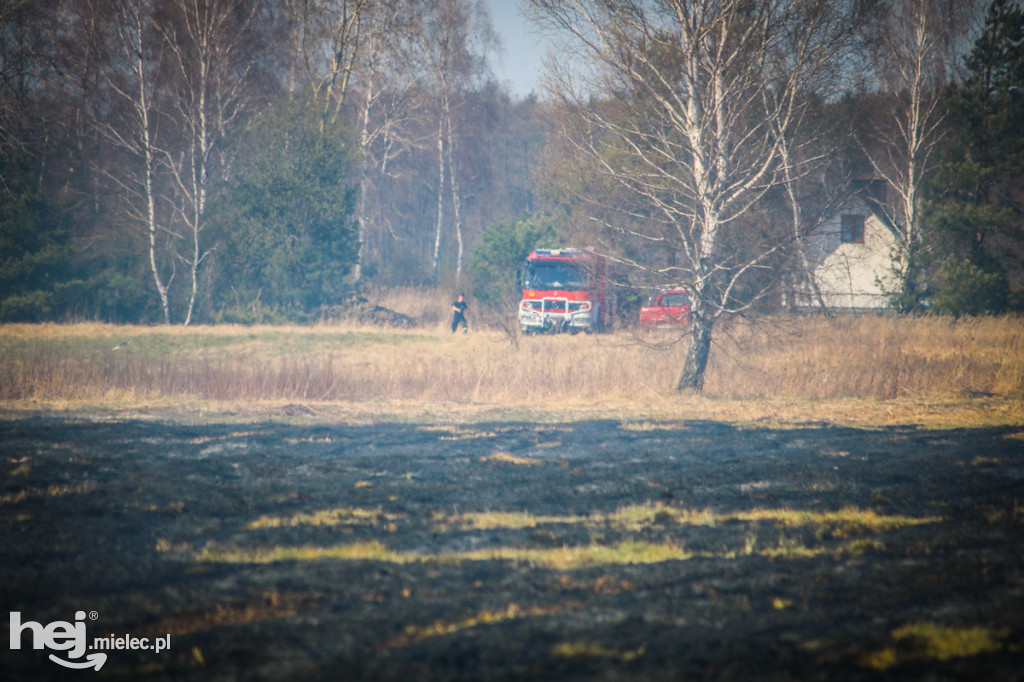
{"left": 352, "top": 56, "right": 375, "bottom": 284}
{"left": 129, "top": 6, "right": 171, "bottom": 325}
{"left": 145, "top": 158, "right": 171, "bottom": 325}
{"left": 431, "top": 110, "right": 446, "bottom": 286}
{"left": 443, "top": 90, "right": 464, "bottom": 284}
{"left": 353, "top": 161, "right": 369, "bottom": 284}
{"left": 183, "top": 74, "right": 207, "bottom": 327}
{"left": 677, "top": 314, "right": 713, "bottom": 393}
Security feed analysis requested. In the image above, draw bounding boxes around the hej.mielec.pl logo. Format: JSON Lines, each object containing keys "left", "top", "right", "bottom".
{"left": 9, "top": 610, "right": 171, "bottom": 671}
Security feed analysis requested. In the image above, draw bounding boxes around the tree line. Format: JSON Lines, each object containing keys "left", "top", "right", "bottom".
{"left": 2, "top": 1, "right": 1022, "bottom": 348}
{"left": 1, "top": 0, "right": 539, "bottom": 324}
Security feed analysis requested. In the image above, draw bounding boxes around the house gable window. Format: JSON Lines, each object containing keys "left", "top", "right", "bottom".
{"left": 841, "top": 214, "right": 865, "bottom": 243}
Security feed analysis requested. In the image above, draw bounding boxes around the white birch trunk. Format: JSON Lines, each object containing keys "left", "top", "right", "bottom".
{"left": 128, "top": 4, "right": 172, "bottom": 325}
{"left": 432, "top": 110, "right": 446, "bottom": 285}
{"left": 442, "top": 89, "right": 464, "bottom": 283}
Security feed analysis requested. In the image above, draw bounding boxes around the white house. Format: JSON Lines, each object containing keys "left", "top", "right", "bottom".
{"left": 792, "top": 193, "right": 902, "bottom": 311}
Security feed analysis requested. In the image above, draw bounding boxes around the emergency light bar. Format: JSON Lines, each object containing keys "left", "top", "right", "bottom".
{"left": 532, "top": 248, "right": 582, "bottom": 257}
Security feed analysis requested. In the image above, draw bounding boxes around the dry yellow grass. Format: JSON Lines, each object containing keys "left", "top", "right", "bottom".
{"left": 363, "top": 286, "right": 451, "bottom": 327}
{"left": 386, "top": 603, "right": 572, "bottom": 648}
{"left": 0, "top": 481, "right": 98, "bottom": 506}
{"left": 1, "top": 313, "right": 1022, "bottom": 427}
{"left": 138, "top": 590, "right": 326, "bottom": 638}
{"left": 479, "top": 452, "right": 543, "bottom": 466}
{"left": 441, "top": 504, "right": 936, "bottom": 535}
{"left": 708, "top": 315, "right": 1024, "bottom": 400}
{"left": 246, "top": 507, "right": 399, "bottom": 530}
{"left": 171, "top": 535, "right": 885, "bottom": 569}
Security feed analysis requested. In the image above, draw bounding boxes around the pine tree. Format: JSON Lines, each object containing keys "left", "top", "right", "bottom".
{"left": 924, "top": 0, "right": 1024, "bottom": 313}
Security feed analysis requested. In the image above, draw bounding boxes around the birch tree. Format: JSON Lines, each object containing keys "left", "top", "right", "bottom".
{"left": 282, "top": 0, "right": 424, "bottom": 283}
{"left": 101, "top": 0, "right": 266, "bottom": 324}
{"left": 423, "top": 0, "right": 492, "bottom": 285}
{"left": 353, "top": 0, "right": 428, "bottom": 282}
{"left": 286, "top": 0, "right": 371, "bottom": 129}
{"left": 156, "top": 0, "right": 263, "bottom": 325}
{"left": 531, "top": 0, "right": 850, "bottom": 392}
{"left": 105, "top": 0, "right": 173, "bottom": 323}
{"left": 858, "top": 0, "right": 978, "bottom": 311}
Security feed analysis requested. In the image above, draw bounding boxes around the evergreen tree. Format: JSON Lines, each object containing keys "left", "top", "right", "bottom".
{"left": 924, "top": 0, "right": 1024, "bottom": 313}
{"left": 0, "top": 155, "right": 72, "bottom": 321}
{"left": 203, "top": 100, "right": 361, "bottom": 322}
{"left": 467, "top": 211, "right": 561, "bottom": 307}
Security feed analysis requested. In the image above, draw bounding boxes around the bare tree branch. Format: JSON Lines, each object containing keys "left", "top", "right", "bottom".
{"left": 532, "top": 0, "right": 852, "bottom": 391}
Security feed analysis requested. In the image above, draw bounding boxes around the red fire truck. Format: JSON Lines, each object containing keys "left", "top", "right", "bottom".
{"left": 518, "top": 248, "right": 609, "bottom": 334}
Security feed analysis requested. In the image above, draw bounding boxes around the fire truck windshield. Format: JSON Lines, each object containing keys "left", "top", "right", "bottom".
{"left": 523, "top": 262, "right": 589, "bottom": 291}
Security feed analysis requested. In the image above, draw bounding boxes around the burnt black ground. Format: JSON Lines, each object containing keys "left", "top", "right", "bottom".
{"left": 2, "top": 416, "right": 1023, "bottom": 681}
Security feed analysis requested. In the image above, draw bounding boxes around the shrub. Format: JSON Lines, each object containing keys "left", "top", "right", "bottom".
{"left": 931, "top": 258, "right": 1008, "bottom": 316}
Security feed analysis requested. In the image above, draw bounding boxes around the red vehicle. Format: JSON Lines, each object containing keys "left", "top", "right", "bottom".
{"left": 639, "top": 289, "right": 692, "bottom": 329}
{"left": 518, "top": 249, "right": 608, "bottom": 334}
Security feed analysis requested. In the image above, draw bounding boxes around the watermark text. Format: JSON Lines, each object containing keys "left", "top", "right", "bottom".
{"left": 9, "top": 611, "right": 171, "bottom": 671}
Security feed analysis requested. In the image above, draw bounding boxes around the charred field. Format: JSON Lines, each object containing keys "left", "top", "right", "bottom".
{"left": 2, "top": 414, "right": 1023, "bottom": 681}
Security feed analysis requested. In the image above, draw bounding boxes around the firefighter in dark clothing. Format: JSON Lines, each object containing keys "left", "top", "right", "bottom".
{"left": 451, "top": 294, "right": 468, "bottom": 333}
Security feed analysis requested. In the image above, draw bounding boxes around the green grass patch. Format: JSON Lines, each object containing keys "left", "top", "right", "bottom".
{"left": 0, "top": 328, "right": 431, "bottom": 362}
{"left": 862, "top": 622, "right": 1010, "bottom": 669}
{"left": 191, "top": 540, "right": 410, "bottom": 564}
{"left": 552, "top": 640, "right": 646, "bottom": 662}
{"left": 247, "top": 507, "right": 399, "bottom": 530}
{"left": 160, "top": 502, "right": 931, "bottom": 569}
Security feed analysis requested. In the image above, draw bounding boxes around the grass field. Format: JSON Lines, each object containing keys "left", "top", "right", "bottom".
{"left": 3, "top": 305, "right": 1023, "bottom": 681}
{"left": 1, "top": 312, "right": 1022, "bottom": 428}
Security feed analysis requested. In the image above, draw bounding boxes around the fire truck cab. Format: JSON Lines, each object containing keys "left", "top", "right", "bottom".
{"left": 518, "top": 249, "right": 607, "bottom": 334}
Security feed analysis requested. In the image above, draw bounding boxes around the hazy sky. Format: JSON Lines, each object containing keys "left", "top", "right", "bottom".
{"left": 486, "top": 0, "right": 548, "bottom": 98}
